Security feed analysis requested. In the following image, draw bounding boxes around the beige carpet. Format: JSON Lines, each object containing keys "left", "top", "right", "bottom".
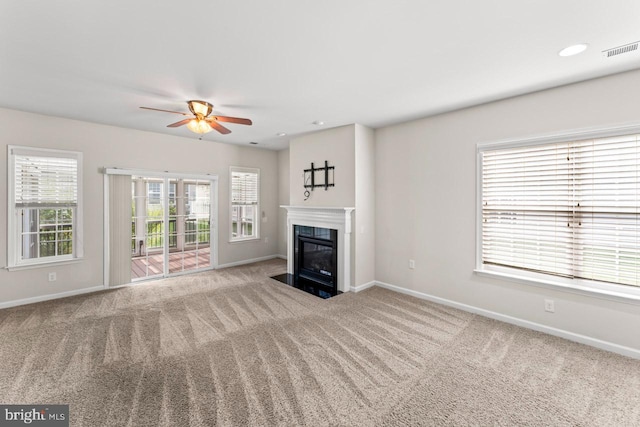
{"left": 1, "top": 259, "right": 639, "bottom": 426}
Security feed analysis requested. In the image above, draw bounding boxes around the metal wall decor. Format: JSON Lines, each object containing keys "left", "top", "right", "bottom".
{"left": 303, "top": 161, "right": 335, "bottom": 200}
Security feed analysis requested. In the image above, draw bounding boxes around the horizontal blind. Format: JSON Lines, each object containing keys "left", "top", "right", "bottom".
{"left": 482, "top": 143, "right": 574, "bottom": 277}
{"left": 231, "top": 171, "right": 258, "bottom": 205}
{"left": 572, "top": 134, "right": 640, "bottom": 287}
{"left": 482, "top": 134, "right": 640, "bottom": 288}
{"left": 14, "top": 153, "right": 78, "bottom": 207}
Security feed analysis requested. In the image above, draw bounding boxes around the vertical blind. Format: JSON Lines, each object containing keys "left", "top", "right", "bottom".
{"left": 482, "top": 133, "right": 640, "bottom": 288}
{"left": 14, "top": 152, "right": 78, "bottom": 207}
{"left": 231, "top": 171, "right": 258, "bottom": 205}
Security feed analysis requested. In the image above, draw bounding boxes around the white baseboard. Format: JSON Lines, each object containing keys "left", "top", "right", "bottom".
{"left": 276, "top": 254, "right": 287, "bottom": 260}
{"left": 374, "top": 280, "right": 640, "bottom": 360}
{"left": 217, "top": 254, "right": 282, "bottom": 269}
{"left": 1, "top": 256, "right": 286, "bottom": 309}
{"left": 351, "top": 281, "right": 376, "bottom": 293}
{"left": 0, "top": 286, "right": 104, "bottom": 310}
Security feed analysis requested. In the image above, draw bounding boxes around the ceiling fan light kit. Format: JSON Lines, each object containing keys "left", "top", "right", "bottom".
{"left": 186, "top": 118, "right": 213, "bottom": 134}
{"left": 140, "top": 100, "right": 252, "bottom": 135}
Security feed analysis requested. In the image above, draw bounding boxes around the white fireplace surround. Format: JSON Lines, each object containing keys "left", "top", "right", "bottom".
{"left": 281, "top": 206, "right": 355, "bottom": 293}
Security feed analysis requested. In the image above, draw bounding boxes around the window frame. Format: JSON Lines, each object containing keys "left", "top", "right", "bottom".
{"left": 7, "top": 146, "right": 83, "bottom": 269}
{"left": 229, "top": 166, "right": 260, "bottom": 243}
{"left": 476, "top": 124, "right": 640, "bottom": 303}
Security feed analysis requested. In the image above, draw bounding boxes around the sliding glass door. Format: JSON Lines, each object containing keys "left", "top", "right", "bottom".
{"left": 168, "top": 178, "right": 211, "bottom": 274}
{"left": 130, "top": 176, "right": 213, "bottom": 281}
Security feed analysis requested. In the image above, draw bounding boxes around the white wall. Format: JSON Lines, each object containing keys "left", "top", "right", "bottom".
{"left": 375, "top": 69, "right": 640, "bottom": 351}
{"left": 0, "top": 108, "right": 279, "bottom": 305}
{"left": 354, "top": 124, "right": 375, "bottom": 286}
{"left": 277, "top": 148, "right": 290, "bottom": 257}
{"left": 289, "top": 125, "right": 355, "bottom": 207}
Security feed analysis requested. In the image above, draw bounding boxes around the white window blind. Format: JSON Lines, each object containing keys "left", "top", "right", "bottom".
{"left": 8, "top": 146, "right": 83, "bottom": 268}
{"left": 481, "top": 133, "right": 640, "bottom": 288}
{"left": 14, "top": 151, "right": 78, "bottom": 208}
{"left": 231, "top": 171, "right": 258, "bottom": 205}
{"left": 230, "top": 167, "right": 259, "bottom": 241}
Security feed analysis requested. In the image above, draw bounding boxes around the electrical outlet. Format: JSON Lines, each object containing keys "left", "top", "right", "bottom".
{"left": 264, "top": 237, "right": 269, "bottom": 244}
{"left": 409, "top": 259, "right": 415, "bottom": 269}
{"left": 544, "top": 299, "right": 555, "bottom": 313}
{"left": 48, "top": 272, "right": 56, "bottom": 282}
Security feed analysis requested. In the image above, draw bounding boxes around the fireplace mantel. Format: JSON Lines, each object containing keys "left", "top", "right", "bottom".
{"left": 281, "top": 206, "right": 355, "bottom": 292}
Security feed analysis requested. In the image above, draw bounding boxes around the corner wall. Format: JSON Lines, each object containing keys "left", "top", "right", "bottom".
{"left": 355, "top": 124, "right": 375, "bottom": 286}
{"left": 375, "top": 69, "right": 640, "bottom": 351}
{"left": 288, "top": 124, "right": 375, "bottom": 287}
{"left": 277, "top": 148, "right": 290, "bottom": 257}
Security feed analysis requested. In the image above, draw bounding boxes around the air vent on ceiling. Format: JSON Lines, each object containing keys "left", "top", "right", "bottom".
{"left": 602, "top": 41, "right": 639, "bottom": 58}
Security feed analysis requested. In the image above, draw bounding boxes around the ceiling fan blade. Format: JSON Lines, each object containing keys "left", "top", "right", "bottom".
{"left": 212, "top": 116, "right": 253, "bottom": 126}
{"left": 167, "top": 118, "right": 192, "bottom": 128}
{"left": 140, "top": 106, "right": 188, "bottom": 116}
{"left": 206, "top": 119, "right": 231, "bottom": 134}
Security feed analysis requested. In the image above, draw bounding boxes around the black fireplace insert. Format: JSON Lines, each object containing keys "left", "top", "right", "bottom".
{"left": 294, "top": 226, "right": 338, "bottom": 294}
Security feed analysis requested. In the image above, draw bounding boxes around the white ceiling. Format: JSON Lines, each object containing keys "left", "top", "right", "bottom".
{"left": 1, "top": 1, "right": 640, "bottom": 150}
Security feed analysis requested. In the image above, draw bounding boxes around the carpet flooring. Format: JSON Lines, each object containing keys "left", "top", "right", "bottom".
{"left": 1, "top": 259, "right": 639, "bottom": 426}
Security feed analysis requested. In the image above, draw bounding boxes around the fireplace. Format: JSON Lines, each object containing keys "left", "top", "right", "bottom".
{"left": 294, "top": 226, "right": 338, "bottom": 291}
{"left": 273, "top": 206, "right": 354, "bottom": 298}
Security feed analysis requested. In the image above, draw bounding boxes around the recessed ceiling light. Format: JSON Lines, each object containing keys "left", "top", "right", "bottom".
{"left": 312, "top": 120, "right": 325, "bottom": 126}
{"left": 559, "top": 43, "right": 588, "bottom": 57}
{"left": 276, "top": 132, "right": 287, "bottom": 137}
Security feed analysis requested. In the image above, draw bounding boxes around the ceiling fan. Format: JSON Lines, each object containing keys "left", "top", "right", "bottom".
{"left": 140, "top": 100, "right": 252, "bottom": 135}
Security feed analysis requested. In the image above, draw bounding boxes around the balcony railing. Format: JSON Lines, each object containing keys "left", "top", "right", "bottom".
{"left": 132, "top": 218, "right": 210, "bottom": 254}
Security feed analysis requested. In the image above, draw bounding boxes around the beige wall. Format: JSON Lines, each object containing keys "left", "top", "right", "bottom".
{"left": 0, "top": 108, "right": 279, "bottom": 305}
{"left": 289, "top": 125, "right": 355, "bottom": 207}
{"left": 354, "top": 124, "right": 375, "bottom": 286}
{"left": 277, "top": 148, "right": 290, "bottom": 256}
{"left": 375, "top": 69, "right": 640, "bottom": 351}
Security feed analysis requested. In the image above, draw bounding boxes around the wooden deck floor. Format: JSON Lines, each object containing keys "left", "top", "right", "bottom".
{"left": 131, "top": 247, "right": 211, "bottom": 280}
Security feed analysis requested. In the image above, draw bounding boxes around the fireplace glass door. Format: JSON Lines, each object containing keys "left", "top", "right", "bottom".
{"left": 300, "top": 240, "right": 334, "bottom": 279}
{"left": 295, "top": 226, "right": 338, "bottom": 289}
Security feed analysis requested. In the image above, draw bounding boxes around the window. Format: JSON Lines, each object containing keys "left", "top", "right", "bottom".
{"left": 478, "top": 129, "right": 640, "bottom": 298}
{"left": 230, "top": 167, "right": 259, "bottom": 241}
{"left": 8, "top": 146, "right": 83, "bottom": 268}
{"left": 147, "top": 181, "right": 162, "bottom": 205}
